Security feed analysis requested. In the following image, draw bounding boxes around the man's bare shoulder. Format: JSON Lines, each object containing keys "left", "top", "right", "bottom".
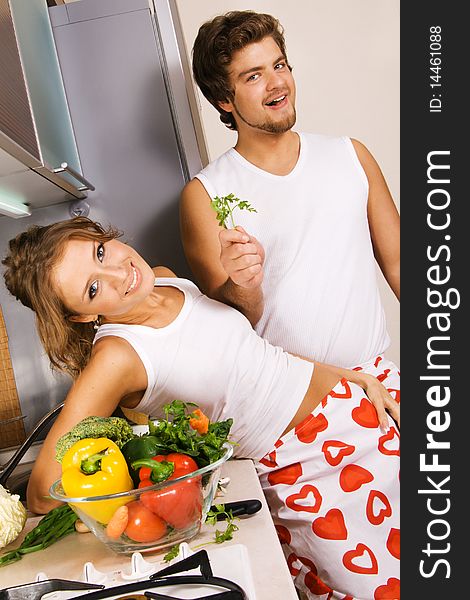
{"left": 181, "top": 177, "right": 210, "bottom": 204}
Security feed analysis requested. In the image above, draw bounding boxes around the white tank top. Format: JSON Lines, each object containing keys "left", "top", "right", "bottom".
{"left": 196, "top": 132, "right": 390, "bottom": 368}
{"left": 93, "top": 278, "right": 313, "bottom": 460}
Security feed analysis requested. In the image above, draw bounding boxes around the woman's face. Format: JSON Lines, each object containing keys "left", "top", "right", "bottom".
{"left": 53, "top": 237, "right": 156, "bottom": 321}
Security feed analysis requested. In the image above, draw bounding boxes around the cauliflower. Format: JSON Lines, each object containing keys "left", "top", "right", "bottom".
{"left": 0, "top": 484, "right": 27, "bottom": 549}
{"left": 55, "top": 415, "right": 134, "bottom": 463}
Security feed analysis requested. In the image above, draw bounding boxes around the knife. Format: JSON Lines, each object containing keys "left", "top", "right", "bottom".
{"left": 209, "top": 499, "right": 262, "bottom": 520}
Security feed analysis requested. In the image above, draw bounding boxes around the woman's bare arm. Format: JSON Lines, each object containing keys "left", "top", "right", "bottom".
{"left": 26, "top": 337, "right": 147, "bottom": 514}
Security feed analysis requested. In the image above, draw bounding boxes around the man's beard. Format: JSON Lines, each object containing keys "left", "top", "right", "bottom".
{"left": 233, "top": 101, "right": 296, "bottom": 134}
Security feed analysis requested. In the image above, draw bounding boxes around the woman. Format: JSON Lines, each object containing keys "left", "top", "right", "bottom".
{"left": 3, "top": 217, "right": 399, "bottom": 600}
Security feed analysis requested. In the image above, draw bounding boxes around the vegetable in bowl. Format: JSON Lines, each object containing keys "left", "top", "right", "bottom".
{"left": 49, "top": 401, "right": 234, "bottom": 554}
{"left": 55, "top": 415, "right": 134, "bottom": 463}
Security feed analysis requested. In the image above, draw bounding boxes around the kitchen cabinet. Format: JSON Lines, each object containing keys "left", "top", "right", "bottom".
{"left": 0, "top": 0, "right": 93, "bottom": 217}
{"left": 0, "top": 459, "right": 298, "bottom": 600}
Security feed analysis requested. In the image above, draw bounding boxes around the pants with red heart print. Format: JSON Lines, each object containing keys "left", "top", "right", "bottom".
{"left": 256, "top": 356, "right": 400, "bottom": 600}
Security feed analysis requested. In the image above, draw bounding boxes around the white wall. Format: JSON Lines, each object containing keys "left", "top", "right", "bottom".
{"left": 175, "top": 0, "right": 400, "bottom": 366}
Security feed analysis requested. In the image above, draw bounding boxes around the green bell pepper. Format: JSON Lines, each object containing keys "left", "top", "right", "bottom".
{"left": 121, "top": 435, "right": 167, "bottom": 486}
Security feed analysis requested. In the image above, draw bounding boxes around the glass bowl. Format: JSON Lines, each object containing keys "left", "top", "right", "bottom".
{"left": 49, "top": 443, "right": 233, "bottom": 554}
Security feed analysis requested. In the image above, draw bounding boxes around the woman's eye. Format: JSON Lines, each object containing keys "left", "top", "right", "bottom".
{"left": 97, "top": 243, "right": 104, "bottom": 262}
{"left": 89, "top": 281, "right": 98, "bottom": 300}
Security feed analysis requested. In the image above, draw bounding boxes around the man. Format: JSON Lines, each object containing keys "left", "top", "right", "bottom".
{"left": 181, "top": 15, "right": 401, "bottom": 597}
{"left": 180, "top": 10, "right": 400, "bottom": 370}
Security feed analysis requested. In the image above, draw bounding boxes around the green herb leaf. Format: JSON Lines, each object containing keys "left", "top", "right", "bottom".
{"left": 211, "top": 194, "right": 257, "bottom": 229}
{"left": 163, "top": 543, "right": 181, "bottom": 563}
{"left": 146, "top": 400, "right": 233, "bottom": 468}
{"left": 214, "top": 520, "right": 239, "bottom": 544}
{"left": 205, "top": 504, "right": 239, "bottom": 544}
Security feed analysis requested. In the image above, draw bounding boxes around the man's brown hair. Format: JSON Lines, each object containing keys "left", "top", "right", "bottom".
{"left": 192, "top": 11, "right": 289, "bottom": 131}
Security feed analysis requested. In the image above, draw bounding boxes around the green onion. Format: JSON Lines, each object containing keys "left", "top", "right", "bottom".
{"left": 0, "top": 504, "right": 78, "bottom": 567}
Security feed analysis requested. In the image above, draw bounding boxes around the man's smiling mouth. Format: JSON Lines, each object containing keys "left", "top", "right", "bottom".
{"left": 266, "top": 95, "right": 286, "bottom": 106}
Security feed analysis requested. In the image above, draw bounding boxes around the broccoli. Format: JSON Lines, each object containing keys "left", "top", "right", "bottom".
{"left": 55, "top": 416, "right": 134, "bottom": 463}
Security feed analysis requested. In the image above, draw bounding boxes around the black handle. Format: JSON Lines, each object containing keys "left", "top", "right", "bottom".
{"left": 210, "top": 499, "right": 262, "bottom": 520}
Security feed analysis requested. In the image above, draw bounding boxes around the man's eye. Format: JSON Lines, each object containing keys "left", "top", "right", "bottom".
{"left": 89, "top": 281, "right": 98, "bottom": 300}
{"left": 97, "top": 243, "right": 104, "bottom": 262}
{"left": 275, "top": 62, "right": 286, "bottom": 70}
{"left": 247, "top": 73, "right": 259, "bottom": 82}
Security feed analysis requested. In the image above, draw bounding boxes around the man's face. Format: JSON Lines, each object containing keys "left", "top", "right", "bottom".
{"left": 220, "top": 36, "right": 296, "bottom": 135}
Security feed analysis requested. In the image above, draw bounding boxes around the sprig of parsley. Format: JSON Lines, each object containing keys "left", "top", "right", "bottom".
{"left": 211, "top": 194, "right": 257, "bottom": 229}
{"left": 162, "top": 503, "right": 240, "bottom": 563}
{"left": 206, "top": 504, "right": 240, "bottom": 543}
{"left": 163, "top": 544, "right": 181, "bottom": 562}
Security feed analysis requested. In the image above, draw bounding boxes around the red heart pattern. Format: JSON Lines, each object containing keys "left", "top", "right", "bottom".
{"left": 352, "top": 398, "right": 380, "bottom": 428}
{"left": 377, "top": 369, "right": 391, "bottom": 382}
{"left": 378, "top": 427, "right": 400, "bottom": 457}
{"left": 268, "top": 462, "right": 303, "bottom": 486}
{"left": 257, "top": 356, "right": 399, "bottom": 598}
{"left": 387, "top": 388, "right": 400, "bottom": 404}
{"left": 374, "top": 577, "right": 400, "bottom": 599}
{"left": 340, "top": 464, "right": 374, "bottom": 492}
{"left": 366, "top": 490, "right": 392, "bottom": 525}
{"left": 342, "top": 543, "right": 378, "bottom": 575}
{"left": 297, "top": 556, "right": 333, "bottom": 596}
{"left": 386, "top": 528, "right": 400, "bottom": 559}
{"left": 287, "top": 552, "right": 301, "bottom": 576}
{"left": 259, "top": 450, "right": 278, "bottom": 468}
{"left": 329, "top": 378, "right": 352, "bottom": 398}
{"left": 275, "top": 524, "right": 291, "bottom": 545}
{"left": 312, "top": 508, "right": 348, "bottom": 540}
{"left": 295, "top": 413, "right": 328, "bottom": 444}
{"left": 305, "top": 569, "right": 333, "bottom": 596}
{"left": 322, "top": 440, "right": 356, "bottom": 466}
{"left": 286, "top": 484, "right": 322, "bottom": 513}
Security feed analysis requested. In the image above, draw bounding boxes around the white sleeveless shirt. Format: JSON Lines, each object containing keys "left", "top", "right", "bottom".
{"left": 93, "top": 278, "right": 313, "bottom": 460}
{"left": 196, "top": 133, "right": 390, "bottom": 368}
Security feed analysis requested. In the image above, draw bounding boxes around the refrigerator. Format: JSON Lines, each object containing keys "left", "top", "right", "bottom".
{"left": 0, "top": 0, "right": 206, "bottom": 435}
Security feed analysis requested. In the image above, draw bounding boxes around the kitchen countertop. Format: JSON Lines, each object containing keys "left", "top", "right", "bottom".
{"left": 0, "top": 458, "right": 298, "bottom": 599}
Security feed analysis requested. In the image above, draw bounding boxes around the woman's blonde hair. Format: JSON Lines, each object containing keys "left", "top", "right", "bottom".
{"left": 2, "top": 217, "right": 121, "bottom": 379}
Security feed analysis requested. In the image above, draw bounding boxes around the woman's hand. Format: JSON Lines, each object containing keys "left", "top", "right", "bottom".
{"left": 353, "top": 372, "right": 400, "bottom": 432}
{"left": 318, "top": 362, "right": 400, "bottom": 432}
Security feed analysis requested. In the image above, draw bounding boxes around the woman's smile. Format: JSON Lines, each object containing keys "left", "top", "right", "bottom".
{"left": 125, "top": 264, "right": 139, "bottom": 295}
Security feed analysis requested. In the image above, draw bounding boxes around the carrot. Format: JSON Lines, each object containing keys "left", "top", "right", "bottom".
{"left": 105, "top": 504, "right": 129, "bottom": 539}
{"left": 189, "top": 409, "right": 209, "bottom": 435}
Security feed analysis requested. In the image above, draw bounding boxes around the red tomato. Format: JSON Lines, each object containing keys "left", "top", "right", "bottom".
{"left": 124, "top": 500, "right": 167, "bottom": 542}
{"left": 139, "top": 477, "right": 202, "bottom": 529}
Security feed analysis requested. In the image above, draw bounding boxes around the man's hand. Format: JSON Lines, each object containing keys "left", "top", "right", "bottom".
{"left": 219, "top": 226, "right": 265, "bottom": 289}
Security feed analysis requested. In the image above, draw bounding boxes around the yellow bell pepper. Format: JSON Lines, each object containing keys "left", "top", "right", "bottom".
{"left": 61, "top": 438, "right": 133, "bottom": 524}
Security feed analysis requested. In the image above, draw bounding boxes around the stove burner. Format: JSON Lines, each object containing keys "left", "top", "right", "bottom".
{"left": 65, "top": 551, "right": 247, "bottom": 600}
